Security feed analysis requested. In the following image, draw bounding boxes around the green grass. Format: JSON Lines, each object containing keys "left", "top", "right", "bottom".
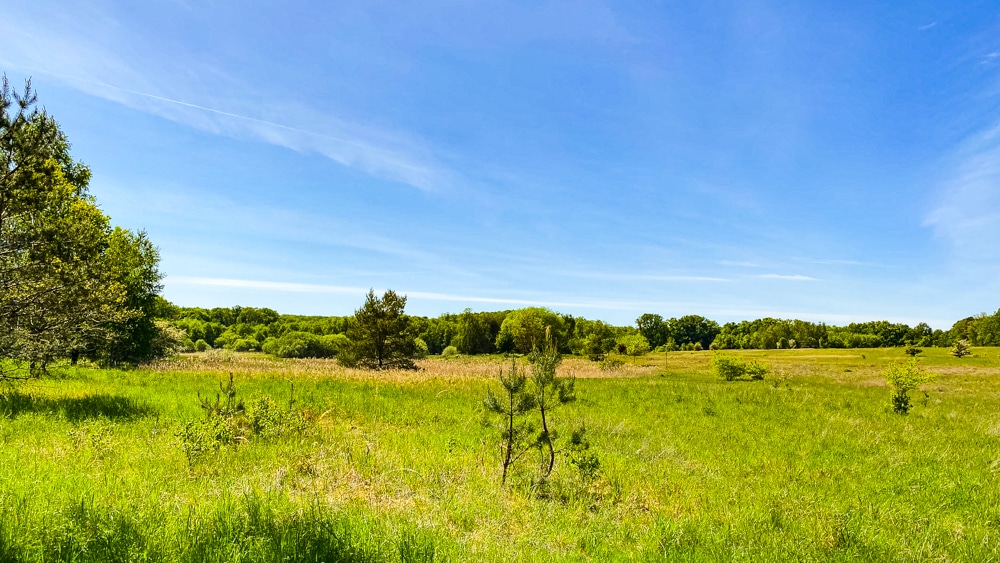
{"left": 1, "top": 348, "right": 999, "bottom": 561}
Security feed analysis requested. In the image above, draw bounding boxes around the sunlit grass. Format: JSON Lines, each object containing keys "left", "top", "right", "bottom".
{"left": 1, "top": 348, "right": 999, "bottom": 561}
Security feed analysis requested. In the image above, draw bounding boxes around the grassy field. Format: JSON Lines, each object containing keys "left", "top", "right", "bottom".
{"left": 1, "top": 347, "right": 998, "bottom": 562}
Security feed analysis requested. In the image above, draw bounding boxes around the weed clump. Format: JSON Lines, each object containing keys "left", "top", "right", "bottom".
{"left": 598, "top": 357, "right": 625, "bottom": 372}
{"left": 177, "top": 374, "right": 310, "bottom": 465}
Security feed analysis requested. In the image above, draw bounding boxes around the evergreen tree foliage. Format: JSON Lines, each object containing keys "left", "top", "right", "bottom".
{"left": 340, "top": 289, "right": 418, "bottom": 370}
{"left": 0, "top": 76, "right": 169, "bottom": 374}
{"left": 950, "top": 339, "right": 971, "bottom": 358}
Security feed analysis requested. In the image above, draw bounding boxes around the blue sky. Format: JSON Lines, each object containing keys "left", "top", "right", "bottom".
{"left": 2, "top": 1, "right": 999, "bottom": 328}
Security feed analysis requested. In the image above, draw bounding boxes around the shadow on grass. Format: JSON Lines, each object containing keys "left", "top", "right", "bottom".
{"left": 0, "top": 391, "right": 156, "bottom": 422}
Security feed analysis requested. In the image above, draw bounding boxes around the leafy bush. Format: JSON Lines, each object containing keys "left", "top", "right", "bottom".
{"left": 321, "top": 333, "right": 351, "bottom": 355}
{"left": 414, "top": 337, "right": 429, "bottom": 358}
{"left": 712, "top": 354, "right": 769, "bottom": 381}
{"left": 712, "top": 355, "right": 744, "bottom": 381}
{"left": 885, "top": 359, "right": 932, "bottom": 414}
{"left": 262, "top": 331, "right": 347, "bottom": 358}
{"left": 441, "top": 345, "right": 459, "bottom": 358}
{"left": 744, "top": 360, "right": 768, "bottom": 380}
{"left": 194, "top": 339, "right": 210, "bottom": 352}
{"left": 231, "top": 338, "right": 258, "bottom": 352}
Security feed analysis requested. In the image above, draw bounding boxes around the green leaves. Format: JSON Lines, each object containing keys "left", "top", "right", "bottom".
{"left": 885, "top": 359, "right": 933, "bottom": 414}
{"left": 1, "top": 75, "right": 164, "bottom": 372}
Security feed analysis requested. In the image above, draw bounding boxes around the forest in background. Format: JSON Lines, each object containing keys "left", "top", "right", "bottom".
{"left": 158, "top": 299, "right": 1000, "bottom": 359}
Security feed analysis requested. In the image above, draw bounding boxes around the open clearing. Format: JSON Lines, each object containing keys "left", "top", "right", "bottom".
{"left": 1, "top": 348, "right": 998, "bottom": 561}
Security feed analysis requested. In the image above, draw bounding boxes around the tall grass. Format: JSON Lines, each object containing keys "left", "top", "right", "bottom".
{"left": 0, "top": 348, "right": 998, "bottom": 561}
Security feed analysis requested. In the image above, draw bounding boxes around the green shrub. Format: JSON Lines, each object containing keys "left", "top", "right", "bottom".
{"left": 885, "top": 359, "right": 932, "bottom": 414}
{"left": 321, "top": 333, "right": 351, "bottom": 355}
{"left": 231, "top": 338, "right": 258, "bottom": 352}
{"left": 712, "top": 354, "right": 769, "bottom": 381}
{"left": 744, "top": 360, "right": 768, "bottom": 380}
{"left": 194, "top": 339, "right": 210, "bottom": 352}
{"left": 712, "top": 355, "right": 744, "bottom": 381}
{"left": 441, "top": 345, "right": 459, "bottom": 358}
{"left": 414, "top": 337, "right": 429, "bottom": 358}
{"left": 262, "top": 331, "right": 347, "bottom": 358}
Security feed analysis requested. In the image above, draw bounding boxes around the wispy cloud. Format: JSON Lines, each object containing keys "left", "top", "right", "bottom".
{"left": 925, "top": 120, "right": 1000, "bottom": 264}
{"left": 757, "top": 274, "right": 819, "bottom": 281}
{"left": 550, "top": 270, "right": 729, "bottom": 283}
{"left": 94, "top": 181, "right": 455, "bottom": 268}
{"left": 168, "top": 276, "right": 697, "bottom": 311}
{"left": 0, "top": 8, "right": 450, "bottom": 192}
{"left": 918, "top": 22, "right": 937, "bottom": 31}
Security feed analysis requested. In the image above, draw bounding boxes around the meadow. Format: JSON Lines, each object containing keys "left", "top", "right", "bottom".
{"left": 0, "top": 348, "right": 998, "bottom": 562}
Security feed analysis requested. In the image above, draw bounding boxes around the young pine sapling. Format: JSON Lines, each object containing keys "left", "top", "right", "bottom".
{"left": 529, "top": 330, "right": 575, "bottom": 480}
{"left": 483, "top": 360, "right": 536, "bottom": 485}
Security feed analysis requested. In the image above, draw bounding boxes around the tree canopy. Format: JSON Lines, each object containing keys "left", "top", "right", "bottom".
{"left": 0, "top": 75, "right": 165, "bottom": 374}
{"left": 340, "top": 289, "right": 419, "bottom": 370}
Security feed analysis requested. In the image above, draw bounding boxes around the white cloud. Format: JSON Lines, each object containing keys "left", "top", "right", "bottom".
{"left": 0, "top": 6, "right": 450, "bottom": 192}
{"left": 168, "top": 276, "right": 683, "bottom": 310}
{"left": 757, "top": 274, "right": 819, "bottom": 281}
{"left": 925, "top": 122, "right": 1000, "bottom": 263}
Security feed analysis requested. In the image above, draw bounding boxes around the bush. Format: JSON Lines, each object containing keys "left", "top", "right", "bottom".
{"left": 262, "top": 331, "right": 346, "bottom": 358}
{"left": 194, "top": 339, "right": 210, "bottom": 352}
{"left": 441, "top": 345, "right": 459, "bottom": 358}
{"left": 414, "top": 337, "right": 429, "bottom": 358}
{"left": 712, "top": 355, "right": 744, "bottom": 381}
{"left": 885, "top": 359, "right": 932, "bottom": 414}
{"left": 321, "top": 333, "right": 351, "bottom": 356}
{"left": 712, "top": 354, "right": 769, "bottom": 381}
{"left": 744, "top": 360, "right": 768, "bottom": 380}
{"left": 231, "top": 338, "right": 258, "bottom": 352}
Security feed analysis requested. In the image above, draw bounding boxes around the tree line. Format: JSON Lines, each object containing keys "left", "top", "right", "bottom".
{"left": 158, "top": 300, "right": 1000, "bottom": 360}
